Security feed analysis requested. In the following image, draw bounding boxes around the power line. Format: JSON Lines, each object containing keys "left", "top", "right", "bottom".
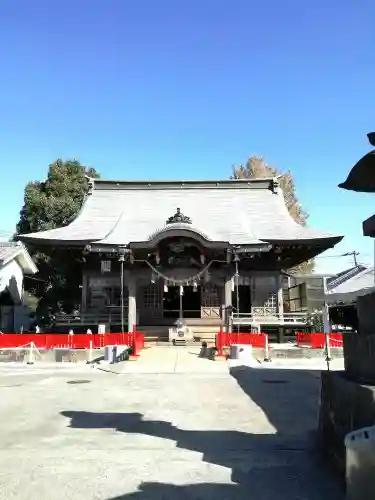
{"left": 341, "top": 251, "right": 360, "bottom": 266}
{"left": 316, "top": 251, "right": 362, "bottom": 265}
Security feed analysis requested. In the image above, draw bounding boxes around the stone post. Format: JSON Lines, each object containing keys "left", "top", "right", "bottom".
{"left": 276, "top": 273, "right": 284, "bottom": 343}
{"left": 276, "top": 273, "right": 284, "bottom": 318}
{"left": 127, "top": 273, "right": 137, "bottom": 333}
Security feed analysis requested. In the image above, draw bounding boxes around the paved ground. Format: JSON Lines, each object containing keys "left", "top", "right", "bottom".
{"left": 0, "top": 347, "right": 344, "bottom": 499}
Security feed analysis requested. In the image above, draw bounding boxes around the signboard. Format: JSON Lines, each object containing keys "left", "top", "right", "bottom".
{"left": 98, "top": 324, "right": 106, "bottom": 335}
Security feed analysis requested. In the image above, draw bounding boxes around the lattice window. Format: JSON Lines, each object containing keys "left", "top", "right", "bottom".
{"left": 264, "top": 294, "right": 276, "bottom": 309}
{"left": 87, "top": 285, "right": 126, "bottom": 309}
{"left": 142, "top": 284, "right": 162, "bottom": 310}
{"left": 201, "top": 284, "right": 221, "bottom": 308}
{"left": 101, "top": 260, "right": 111, "bottom": 273}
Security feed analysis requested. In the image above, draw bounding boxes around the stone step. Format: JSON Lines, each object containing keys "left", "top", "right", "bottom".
{"left": 140, "top": 324, "right": 221, "bottom": 344}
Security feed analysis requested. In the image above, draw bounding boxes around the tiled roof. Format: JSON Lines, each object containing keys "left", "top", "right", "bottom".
{"left": 0, "top": 242, "right": 37, "bottom": 274}
{"left": 19, "top": 178, "right": 343, "bottom": 247}
{"left": 327, "top": 265, "right": 367, "bottom": 290}
{"left": 326, "top": 267, "right": 375, "bottom": 304}
{"left": 0, "top": 242, "right": 22, "bottom": 264}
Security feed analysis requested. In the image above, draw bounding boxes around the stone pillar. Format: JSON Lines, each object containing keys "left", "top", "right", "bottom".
{"left": 276, "top": 273, "right": 284, "bottom": 318}
{"left": 224, "top": 274, "right": 233, "bottom": 333}
{"left": 276, "top": 273, "right": 284, "bottom": 343}
{"left": 127, "top": 272, "right": 137, "bottom": 332}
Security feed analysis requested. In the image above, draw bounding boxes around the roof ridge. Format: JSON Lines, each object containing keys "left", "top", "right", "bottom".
{"left": 92, "top": 177, "right": 276, "bottom": 182}
{"left": 90, "top": 178, "right": 280, "bottom": 193}
{"left": 0, "top": 241, "right": 21, "bottom": 248}
{"left": 327, "top": 265, "right": 369, "bottom": 290}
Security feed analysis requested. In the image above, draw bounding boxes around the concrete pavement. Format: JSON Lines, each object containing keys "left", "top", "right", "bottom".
{"left": 0, "top": 347, "right": 344, "bottom": 499}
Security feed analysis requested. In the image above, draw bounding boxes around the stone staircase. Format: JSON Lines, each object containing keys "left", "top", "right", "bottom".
{"left": 137, "top": 325, "right": 221, "bottom": 344}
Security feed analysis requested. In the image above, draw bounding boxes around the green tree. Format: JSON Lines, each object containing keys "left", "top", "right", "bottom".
{"left": 16, "top": 159, "right": 100, "bottom": 324}
{"left": 231, "top": 156, "right": 313, "bottom": 274}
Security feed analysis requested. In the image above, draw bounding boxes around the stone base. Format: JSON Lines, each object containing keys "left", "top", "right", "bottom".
{"left": 318, "top": 371, "right": 375, "bottom": 476}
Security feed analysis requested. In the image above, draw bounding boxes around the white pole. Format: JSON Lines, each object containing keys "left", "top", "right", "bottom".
{"left": 88, "top": 340, "right": 93, "bottom": 364}
{"left": 179, "top": 285, "right": 183, "bottom": 320}
{"left": 264, "top": 334, "right": 271, "bottom": 362}
{"left": 322, "top": 276, "right": 331, "bottom": 367}
{"left": 27, "top": 342, "right": 34, "bottom": 365}
{"left": 235, "top": 258, "right": 240, "bottom": 333}
{"left": 120, "top": 256, "right": 124, "bottom": 333}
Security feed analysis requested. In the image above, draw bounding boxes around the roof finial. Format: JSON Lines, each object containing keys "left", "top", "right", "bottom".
{"left": 367, "top": 132, "right": 375, "bottom": 147}
{"left": 271, "top": 177, "right": 280, "bottom": 194}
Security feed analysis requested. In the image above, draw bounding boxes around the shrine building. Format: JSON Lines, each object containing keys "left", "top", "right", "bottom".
{"left": 19, "top": 177, "right": 343, "bottom": 340}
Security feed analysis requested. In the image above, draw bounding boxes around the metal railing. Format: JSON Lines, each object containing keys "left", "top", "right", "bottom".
{"left": 163, "top": 309, "right": 202, "bottom": 319}
{"left": 55, "top": 306, "right": 128, "bottom": 325}
{"left": 232, "top": 311, "right": 309, "bottom": 325}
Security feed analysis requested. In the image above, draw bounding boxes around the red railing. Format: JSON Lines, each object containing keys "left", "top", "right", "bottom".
{"left": 296, "top": 332, "right": 343, "bottom": 348}
{"left": 216, "top": 329, "right": 267, "bottom": 356}
{"left": 0, "top": 332, "right": 145, "bottom": 355}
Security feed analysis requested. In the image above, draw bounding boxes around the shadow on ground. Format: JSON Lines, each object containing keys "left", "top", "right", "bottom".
{"left": 61, "top": 366, "right": 344, "bottom": 500}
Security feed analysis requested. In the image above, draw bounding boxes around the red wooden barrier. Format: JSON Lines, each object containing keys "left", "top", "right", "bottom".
{"left": 0, "top": 332, "right": 146, "bottom": 353}
{"left": 296, "top": 332, "right": 313, "bottom": 346}
{"left": 215, "top": 330, "right": 267, "bottom": 355}
{"left": 296, "top": 332, "right": 343, "bottom": 348}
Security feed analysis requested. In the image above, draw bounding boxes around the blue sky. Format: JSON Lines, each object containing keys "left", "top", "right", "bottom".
{"left": 0, "top": 0, "right": 374, "bottom": 274}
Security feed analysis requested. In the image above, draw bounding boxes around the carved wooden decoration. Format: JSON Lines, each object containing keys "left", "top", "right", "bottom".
{"left": 166, "top": 208, "right": 192, "bottom": 225}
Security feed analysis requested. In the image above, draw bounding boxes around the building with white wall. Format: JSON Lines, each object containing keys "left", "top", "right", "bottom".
{"left": 0, "top": 242, "right": 38, "bottom": 332}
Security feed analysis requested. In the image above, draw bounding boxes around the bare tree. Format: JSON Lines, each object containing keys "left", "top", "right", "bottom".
{"left": 232, "top": 156, "right": 313, "bottom": 273}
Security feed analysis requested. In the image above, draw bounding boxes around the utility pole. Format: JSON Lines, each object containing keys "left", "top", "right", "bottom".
{"left": 322, "top": 276, "right": 331, "bottom": 369}
{"left": 342, "top": 251, "right": 360, "bottom": 266}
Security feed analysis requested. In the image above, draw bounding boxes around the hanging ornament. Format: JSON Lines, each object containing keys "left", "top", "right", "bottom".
{"left": 193, "top": 281, "right": 198, "bottom": 292}
{"left": 164, "top": 282, "right": 168, "bottom": 293}
{"left": 151, "top": 272, "right": 156, "bottom": 284}
{"left": 179, "top": 285, "right": 184, "bottom": 296}
{"left": 156, "top": 253, "right": 160, "bottom": 265}
{"left": 231, "top": 277, "right": 235, "bottom": 292}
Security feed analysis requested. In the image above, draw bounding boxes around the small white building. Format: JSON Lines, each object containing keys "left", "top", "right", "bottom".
{"left": 0, "top": 242, "right": 38, "bottom": 332}
{"left": 326, "top": 266, "right": 375, "bottom": 305}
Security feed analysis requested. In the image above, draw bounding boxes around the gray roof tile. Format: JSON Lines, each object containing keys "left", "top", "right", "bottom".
{"left": 0, "top": 242, "right": 22, "bottom": 264}
{"left": 326, "top": 267, "right": 375, "bottom": 303}
{"left": 20, "top": 179, "right": 342, "bottom": 246}
{"left": 0, "top": 242, "right": 37, "bottom": 274}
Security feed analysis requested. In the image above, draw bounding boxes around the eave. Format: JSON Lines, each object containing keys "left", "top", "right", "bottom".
{"left": 338, "top": 133, "right": 375, "bottom": 193}
{"left": 363, "top": 214, "right": 375, "bottom": 237}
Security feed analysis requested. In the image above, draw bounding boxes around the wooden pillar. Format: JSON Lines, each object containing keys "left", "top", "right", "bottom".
{"left": 224, "top": 274, "right": 233, "bottom": 333}
{"left": 81, "top": 273, "right": 88, "bottom": 313}
{"left": 127, "top": 273, "right": 137, "bottom": 332}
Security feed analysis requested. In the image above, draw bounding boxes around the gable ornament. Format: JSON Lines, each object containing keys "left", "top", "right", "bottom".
{"left": 166, "top": 208, "right": 192, "bottom": 225}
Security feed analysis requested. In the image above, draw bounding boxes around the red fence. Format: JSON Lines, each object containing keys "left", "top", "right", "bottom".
{"left": 0, "top": 332, "right": 145, "bottom": 355}
{"left": 296, "top": 332, "right": 343, "bottom": 348}
{"left": 216, "top": 330, "right": 267, "bottom": 356}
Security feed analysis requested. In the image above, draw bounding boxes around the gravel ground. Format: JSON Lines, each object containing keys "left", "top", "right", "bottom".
{"left": 0, "top": 347, "right": 344, "bottom": 499}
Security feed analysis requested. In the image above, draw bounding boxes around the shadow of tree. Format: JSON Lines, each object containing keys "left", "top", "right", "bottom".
{"left": 61, "top": 365, "right": 344, "bottom": 500}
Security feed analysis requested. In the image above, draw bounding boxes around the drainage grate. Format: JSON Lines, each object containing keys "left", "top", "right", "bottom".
{"left": 66, "top": 380, "right": 92, "bottom": 385}
{"left": 262, "top": 379, "right": 289, "bottom": 384}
